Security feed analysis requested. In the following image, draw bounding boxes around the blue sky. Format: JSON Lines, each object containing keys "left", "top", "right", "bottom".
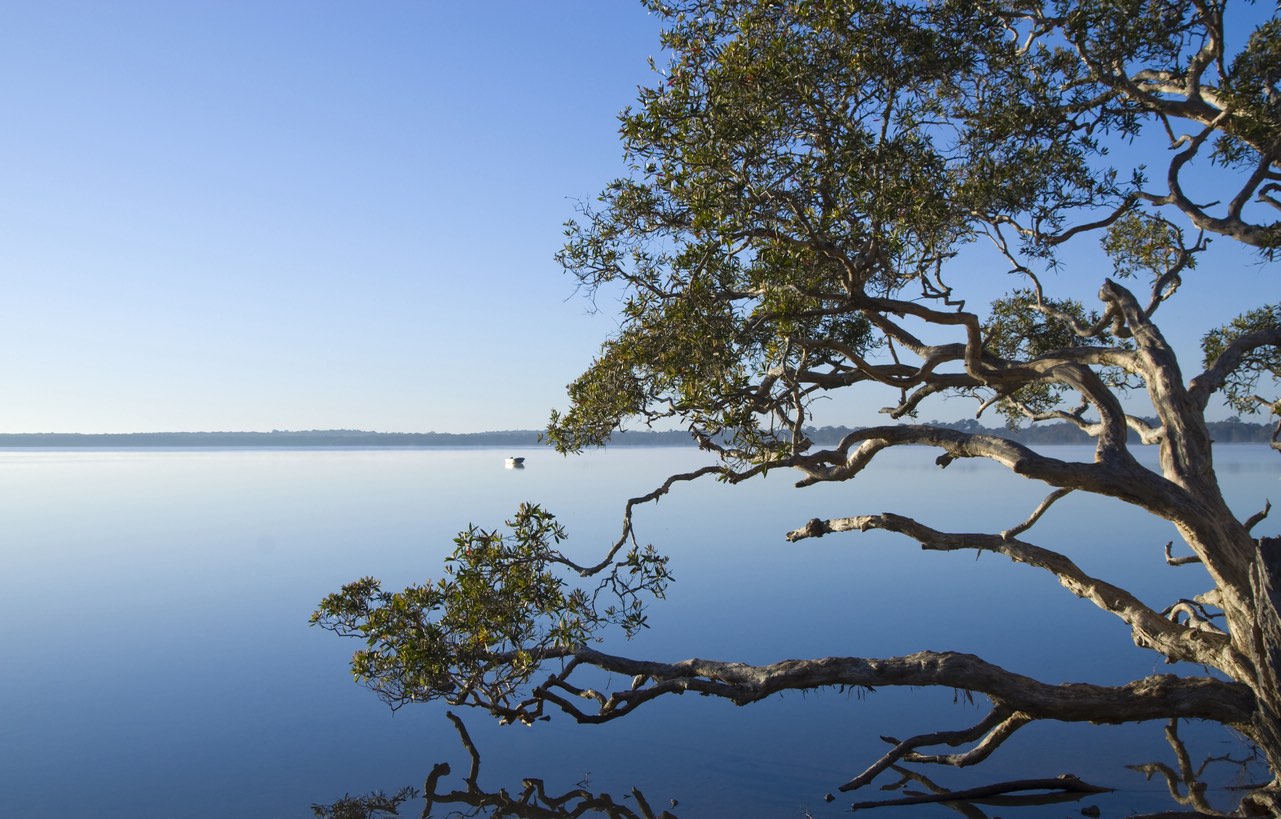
{"left": 1, "top": 1, "right": 660, "bottom": 433}
{"left": 0, "top": 2, "right": 1271, "bottom": 433}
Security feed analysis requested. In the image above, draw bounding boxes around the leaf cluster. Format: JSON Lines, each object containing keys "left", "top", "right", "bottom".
{"left": 1202, "top": 303, "right": 1281, "bottom": 415}
{"left": 311, "top": 504, "right": 669, "bottom": 720}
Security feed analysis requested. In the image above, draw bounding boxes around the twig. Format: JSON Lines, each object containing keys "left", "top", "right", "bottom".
{"left": 1165, "top": 541, "right": 1202, "bottom": 567}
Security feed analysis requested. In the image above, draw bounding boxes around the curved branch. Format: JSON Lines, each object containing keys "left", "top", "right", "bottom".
{"left": 791, "top": 423, "right": 1186, "bottom": 521}
{"left": 840, "top": 705, "right": 1020, "bottom": 792}
{"left": 1189, "top": 328, "right": 1281, "bottom": 412}
{"left": 555, "top": 465, "right": 724, "bottom": 576}
{"left": 1002, "top": 488, "right": 1074, "bottom": 539}
{"left": 1245, "top": 501, "right": 1271, "bottom": 534}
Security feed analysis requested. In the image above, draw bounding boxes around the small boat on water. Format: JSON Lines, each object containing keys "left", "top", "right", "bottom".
{"left": 505, "top": 456, "right": 526, "bottom": 468}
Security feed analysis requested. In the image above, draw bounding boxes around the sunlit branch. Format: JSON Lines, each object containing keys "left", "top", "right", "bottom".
{"left": 1001, "top": 488, "right": 1074, "bottom": 539}
{"left": 1163, "top": 600, "right": 1225, "bottom": 634}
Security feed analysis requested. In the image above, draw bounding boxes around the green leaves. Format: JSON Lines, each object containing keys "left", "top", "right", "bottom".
{"left": 1101, "top": 212, "right": 1192, "bottom": 280}
{"left": 983, "top": 289, "right": 1116, "bottom": 420}
{"left": 549, "top": 0, "right": 1278, "bottom": 453}
{"left": 312, "top": 504, "right": 668, "bottom": 721}
{"left": 1203, "top": 304, "right": 1281, "bottom": 415}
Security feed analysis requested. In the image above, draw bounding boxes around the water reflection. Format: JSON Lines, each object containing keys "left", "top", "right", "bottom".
{"left": 312, "top": 712, "right": 677, "bottom": 819}
{"left": 309, "top": 710, "right": 1274, "bottom": 819}
{"left": 3, "top": 446, "right": 1277, "bottom": 817}
{"left": 311, "top": 715, "right": 1266, "bottom": 819}
{"left": 1126, "top": 719, "right": 1268, "bottom": 817}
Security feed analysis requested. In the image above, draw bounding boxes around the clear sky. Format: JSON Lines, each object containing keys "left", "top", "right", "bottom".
{"left": 0, "top": 1, "right": 1271, "bottom": 433}
{"left": 0, "top": 1, "right": 662, "bottom": 434}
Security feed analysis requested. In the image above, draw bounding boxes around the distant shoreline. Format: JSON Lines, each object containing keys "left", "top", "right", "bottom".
{"left": 0, "top": 429, "right": 692, "bottom": 449}
{"left": 0, "top": 419, "right": 1274, "bottom": 448}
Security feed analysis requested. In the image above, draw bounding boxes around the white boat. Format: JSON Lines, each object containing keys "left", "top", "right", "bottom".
{"left": 504, "top": 456, "right": 526, "bottom": 468}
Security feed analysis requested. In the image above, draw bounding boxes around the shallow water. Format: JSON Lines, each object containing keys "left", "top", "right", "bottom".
{"left": 1, "top": 444, "right": 1276, "bottom": 817}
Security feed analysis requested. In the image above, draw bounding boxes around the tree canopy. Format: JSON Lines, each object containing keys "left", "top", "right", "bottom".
{"left": 316, "top": 1, "right": 1281, "bottom": 813}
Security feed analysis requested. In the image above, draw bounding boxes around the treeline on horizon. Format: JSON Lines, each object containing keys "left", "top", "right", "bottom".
{"left": 0, "top": 418, "right": 1274, "bottom": 448}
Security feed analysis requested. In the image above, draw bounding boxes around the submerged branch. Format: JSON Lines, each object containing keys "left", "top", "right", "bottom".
{"left": 848, "top": 774, "right": 1111, "bottom": 811}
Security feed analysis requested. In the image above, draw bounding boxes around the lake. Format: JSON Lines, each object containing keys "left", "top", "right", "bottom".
{"left": 1, "top": 444, "right": 1277, "bottom": 817}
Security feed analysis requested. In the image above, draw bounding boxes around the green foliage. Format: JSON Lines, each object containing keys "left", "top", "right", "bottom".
{"left": 1215, "top": 19, "right": 1281, "bottom": 177}
{"left": 984, "top": 289, "right": 1117, "bottom": 420}
{"left": 547, "top": 0, "right": 1268, "bottom": 455}
{"left": 1203, "top": 304, "right": 1281, "bottom": 415}
{"left": 550, "top": 0, "right": 1015, "bottom": 455}
{"left": 1101, "top": 212, "right": 1193, "bottom": 281}
{"left": 311, "top": 504, "right": 669, "bottom": 721}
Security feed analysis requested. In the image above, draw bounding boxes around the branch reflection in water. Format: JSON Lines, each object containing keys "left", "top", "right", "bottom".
{"left": 1125, "top": 719, "right": 1270, "bottom": 818}
{"left": 312, "top": 712, "right": 678, "bottom": 819}
{"left": 313, "top": 713, "right": 1276, "bottom": 819}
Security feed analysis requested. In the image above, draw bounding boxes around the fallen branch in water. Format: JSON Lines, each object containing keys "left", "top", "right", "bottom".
{"left": 848, "top": 773, "right": 1111, "bottom": 811}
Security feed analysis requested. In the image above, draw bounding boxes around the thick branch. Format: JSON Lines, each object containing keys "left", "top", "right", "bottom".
{"left": 792, "top": 423, "right": 1187, "bottom": 521}
{"left": 546, "top": 647, "right": 1255, "bottom": 730}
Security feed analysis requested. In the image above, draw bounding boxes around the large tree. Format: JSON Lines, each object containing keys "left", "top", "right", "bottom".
{"left": 316, "top": 0, "right": 1281, "bottom": 813}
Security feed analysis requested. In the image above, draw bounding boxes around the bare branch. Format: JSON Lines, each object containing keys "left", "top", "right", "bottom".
{"left": 787, "top": 512, "right": 1232, "bottom": 668}
{"left": 1002, "top": 488, "right": 1074, "bottom": 540}
{"left": 556, "top": 465, "right": 724, "bottom": 576}
{"left": 1245, "top": 501, "right": 1272, "bottom": 534}
{"left": 903, "top": 710, "right": 1032, "bottom": 770}
{"left": 1166, "top": 541, "right": 1204, "bottom": 567}
{"left": 840, "top": 706, "right": 1019, "bottom": 792}
{"left": 1163, "top": 600, "right": 1225, "bottom": 634}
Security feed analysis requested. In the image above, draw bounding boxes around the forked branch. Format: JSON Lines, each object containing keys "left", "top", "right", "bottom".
{"left": 786, "top": 512, "right": 1233, "bottom": 668}
{"left": 839, "top": 705, "right": 1031, "bottom": 792}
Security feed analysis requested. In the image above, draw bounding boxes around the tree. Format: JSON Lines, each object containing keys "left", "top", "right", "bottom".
{"left": 315, "top": 0, "right": 1281, "bottom": 813}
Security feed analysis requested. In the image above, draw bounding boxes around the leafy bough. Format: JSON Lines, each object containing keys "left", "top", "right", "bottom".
{"left": 311, "top": 503, "right": 672, "bottom": 725}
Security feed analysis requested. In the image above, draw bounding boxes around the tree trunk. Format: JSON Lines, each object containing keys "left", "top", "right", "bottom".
{"left": 1243, "top": 536, "right": 1281, "bottom": 813}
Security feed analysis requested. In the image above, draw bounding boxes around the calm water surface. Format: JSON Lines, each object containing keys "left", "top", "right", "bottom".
{"left": 1, "top": 445, "right": 1277, "bottom": 817}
